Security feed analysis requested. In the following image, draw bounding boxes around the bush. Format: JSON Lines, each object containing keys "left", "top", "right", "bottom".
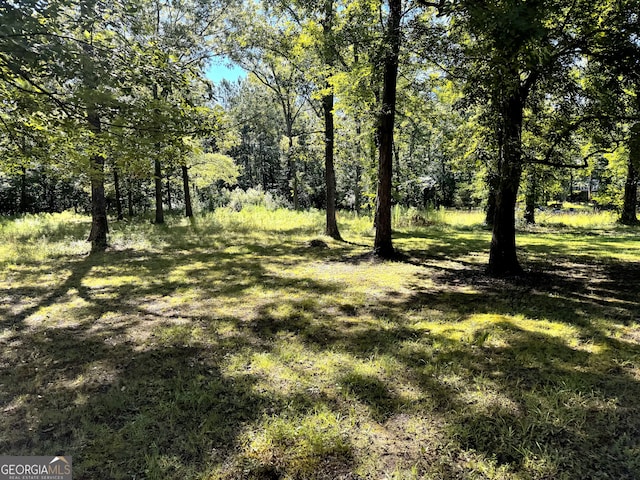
{"left": 226, "top": 187, "right": 288, "bottom": 212}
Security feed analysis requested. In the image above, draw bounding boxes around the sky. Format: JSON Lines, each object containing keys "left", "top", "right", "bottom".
{"left": 205, "top": 60, "right": 247, "bottom": 84}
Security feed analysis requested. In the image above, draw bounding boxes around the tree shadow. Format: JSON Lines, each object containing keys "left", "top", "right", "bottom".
{"left": 2, "top": 217, "right": 640, "bottom": 478}
{"left": 0, "top": 322, "right": 274, "bottom": 479}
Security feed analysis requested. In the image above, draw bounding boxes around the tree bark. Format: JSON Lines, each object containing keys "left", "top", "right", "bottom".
{"left": 487, "top": 92, "right": 524, "bottom": 275}
{"left": 354, "top": 163, "right": 362, "bottom": 214}
{"left": 113, "top": 165, "right": 123, "bottom": 220}
{"left": 19, "top": 165, "right": 28, "bottom": 213}
{"left": 374, "top": 0, "right": 402, "bottom": 258}
{"left": 620, "top": 123, "right": 639, "bottom": 225}
{"left": 152, "top": 81, "right": 164, "bottom": 224}
{"left": 86, "top": 111, "right": 108, "bottom": 253}
{"left": 182, "top": 165, "right": 193, "bottom": 218}
{"left": 166, "top": 172, "right": 172, "bottom": 211}
{"left": 524, "top": 168, "right": 536, "bottom": 225}
{"left": 354, "top": 121, "right": 363, "bottom": 214}
{"left": 154, "top": 158, "right": 164, "bottom": 224}
{"left": 323, "top": 90, "right": 341, "bottom": 239}
{"left": 322, "top": 0, "right": 341, "bottom": 240}
{"left": 127, "top": 177, "right": 134, "bottom": 217}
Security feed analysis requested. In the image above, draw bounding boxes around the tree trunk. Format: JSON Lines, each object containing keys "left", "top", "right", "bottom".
{"left": 354, "top": 121, "right": 363, "bottom": 214}
{"left": 127, "top": 177, "right": 134, "bottom": 217}
{"left": 182, "top": 165, "right": 193, "bottom": 218}
{"left": 373, "top": 0, "right": 402, "bottom": 258}
{"left": 86, "top": 111, "right": 108, "bottom": 253}
{"left": 488, "top": 92, "right": 524, "bottom": 275}
{"left": 354, "top": 163, "right": 362, "bottom": 214}
{"left": 524, "top": 168, "right": 536, "bottom": 225}
{"left": 19, "top": 165, "right": 27, "bottom": 213}
{"left": 113, "top": 166, "right": 123, "bottom": 220}
{"left": 323, "top": 91, "right": 341, "bottom": 238}
{"left": 620, "top": 123, "right": 639, "bottom": 225}
{"left": 485, "top": 169, "right": 499, "bottom": 226}
{"left": 322, "top": 0, "right": 341, "bottom": 240}
{"left": 154, "top": 158, "right": 164, "bottom": 224}
{"left": 166, "top": 172, "right": 172, "bottom": 211}
{"left": 152, "top": 80, "right": 164, "bottom": 224}
{"left": 48, "top": 177, "right": 55, "bottom": 212}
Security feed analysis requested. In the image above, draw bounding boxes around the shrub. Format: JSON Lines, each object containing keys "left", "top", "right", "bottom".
{"left": 226, "top": 187, "right": 288, "bottom": 212}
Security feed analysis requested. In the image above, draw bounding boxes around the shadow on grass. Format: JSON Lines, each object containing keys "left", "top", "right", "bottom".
{"left": 0, "top": 324, "right": 270, "bottom": 479}
{"left": 1, "top": 215, "right": 639, "bottom": 479}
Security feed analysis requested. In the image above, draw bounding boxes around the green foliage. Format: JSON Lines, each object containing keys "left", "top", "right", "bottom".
{"left": 190, "top": 153, "right": 240, "bottom": 188}
{"left": 226, "top": 187, "right": 288, "bottom": 212}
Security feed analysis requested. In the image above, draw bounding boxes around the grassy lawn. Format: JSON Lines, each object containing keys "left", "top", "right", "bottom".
{"left": 1, "top": 207, "right": 639, "bottom": 479}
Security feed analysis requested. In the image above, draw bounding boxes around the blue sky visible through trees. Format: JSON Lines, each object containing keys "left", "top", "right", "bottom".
{"left": 205, "top": 59, "right": 246, "bottom": 83}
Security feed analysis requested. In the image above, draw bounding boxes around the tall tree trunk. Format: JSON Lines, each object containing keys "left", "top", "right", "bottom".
{"left": 620, "top": 123, "right": 639, "bottom": 225}
{"left": 166, "top": 172, "right": 172, "bottom": 211}
{"left": 48, "top": 177, "right": 55, "bottom": 212}
{"left": 86, "top": 111, "right": 108, "bottom": 253}
{"left": 182, "top": 165, "right": 193, "bottom": 218}
{"left": 322, "top": 0, "right": 341, "bottom": 240}
{"left": 289, "top": 135, "right": 300, "bottom": 211}
{"left": 354, "top": 163, "right": 362, "bottom": 214}
{"left": 19, "top": 165, "right": 27, "bottom": 213}
{"left": 113, "top": 166, "right": 123, "bottom": 220}
{"left": 283, "top": 121, "right": 299, "bottom": 210}
{"left": 323, "top": 91, "right": 341, "bottom": 238}
{"left": 154, "top": 158, "right": 164, "bottom": 224}
{"left": 524, "top": 168, "right": 536, "bottom": 225}
{"left": 485, "top": 166, "right": 499, "bottom": 226}
{"left": 152, "top": 81, "right": 164, "bottom": 224}
{"left": 80, "top": 1, "right": 107, "bottom": 252}
{"left": 127, "top": 177, "right": 134, "bottom": 217}
{"left": 374, "top": 0, "right": 402, "bottom": 258}
{"left": 488, "top": 92, "right": 524, "bottom": 275}
{"left": 354, "top": 121, "right": 363, "bottom": 214}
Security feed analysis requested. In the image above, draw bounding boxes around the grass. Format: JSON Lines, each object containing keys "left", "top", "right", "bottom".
{"left": 1, "top": 205, "right": 639, "bottom": 479}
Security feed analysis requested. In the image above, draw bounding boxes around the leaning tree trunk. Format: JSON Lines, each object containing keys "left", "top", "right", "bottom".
{"left": 182, "top": 165, "right": 193, "bottom": 218}
{"left": 87, "top": 111, "right": 108, "bottom": 253}
{"left": 620, "top": 123, "right": 639, "bottom": 225}
{"left": 373, "top": 0, "right": 402, "bottom": 258}
{"left": 488, "top": 93, "right": 524, "bottom": 276}
{"left": 322, "top": 0, "right": 341, "bottom": 240}
{"left": 154, "top": 158, "right": 164, "bottom": 224}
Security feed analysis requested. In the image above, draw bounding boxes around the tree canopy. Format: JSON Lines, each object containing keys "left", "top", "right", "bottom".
{"left": 1, "top": 0, "right": 638, "bottom": 271}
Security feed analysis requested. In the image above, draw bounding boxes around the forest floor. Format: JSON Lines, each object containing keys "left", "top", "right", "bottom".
{"left": 1, "top": 207, "right": 639, "bottom": 479}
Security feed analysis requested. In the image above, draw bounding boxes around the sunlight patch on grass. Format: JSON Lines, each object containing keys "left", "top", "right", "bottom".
{"left": 154, "top": 324, "right": 206, "bottom": 346}
{"left": 24, "top": 295, "right": 93, "bottom": 328}
{"left": 535, "top": 209, "right": 617, "bottom": 229}
{"left": 241, "top": 406, "right": 351, "bottom": 477}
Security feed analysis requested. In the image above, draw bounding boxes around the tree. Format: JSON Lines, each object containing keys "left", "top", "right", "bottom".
{"left": 447, "top": 0, "right": 618, "bottom": 275}
{"left": 373, "top": 0, "right": 402, "bottom": 258}
{"left": 229, "top": 0, "right": 347, "bottom": 234}
{"left": 584, "top": 0, "right": 640, "bottom": 224}
{"left": 320, "top": 0, "right": 342, "bottom": 239}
